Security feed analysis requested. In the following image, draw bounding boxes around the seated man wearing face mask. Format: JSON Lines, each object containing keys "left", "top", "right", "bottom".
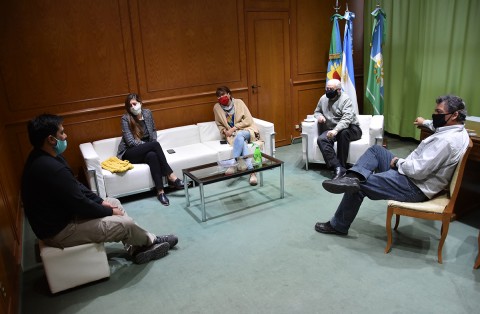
{"left": 314, "top": 95, "right": 470, "bottom": 236}
{"left": 313, "top": 78, "right": 362, "bottom": 180}
{"left": 21, "top": 114, "right": 178, "bottom": 264}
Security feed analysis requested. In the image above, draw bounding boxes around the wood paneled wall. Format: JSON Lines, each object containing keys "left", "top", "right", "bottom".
{"left": 0, "top": 1, "right": 363, "bottom": 312}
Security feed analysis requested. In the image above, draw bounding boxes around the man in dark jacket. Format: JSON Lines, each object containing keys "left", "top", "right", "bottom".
{"left": 21, "top": 114, "right": 178, "bottom": 264}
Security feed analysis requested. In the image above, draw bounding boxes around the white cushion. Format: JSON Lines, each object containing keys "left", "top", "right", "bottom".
{"left": 388, "top": 194, "right": 449, "bottom": 214}
{"left": 357, "top": 115, "right": 372, "bottom": 134}
{"left": 39, "top": 241, "right": 110, "bottom": 293}
{"left": 92, "top": 137, "right": 121, "bottom": 161}
{"left": 102, "top": 164, "right": 155, "bottom": 198}
{"left": 202, "top": 140, "right": 234, "bottom": 161}
{"left": 198, "top": 121, "right": 222, "bottom": 142}
{"left": 157, "top": 125, "right": 200, "bottom": 149}
{"left": 164, "top": 143, "right": 218, "bottom": 176}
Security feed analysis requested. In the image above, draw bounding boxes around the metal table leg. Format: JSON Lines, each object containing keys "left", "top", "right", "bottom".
{"left": 200, "top": 183, "right": 206, "bottom": 222}
{"left": 184, "top": 173, "right": 190, "bottom": 206}
{"left": 280, "top": 163, "right": 284, "bottom": 199}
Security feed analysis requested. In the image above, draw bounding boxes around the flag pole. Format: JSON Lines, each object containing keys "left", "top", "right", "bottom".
{"left": 334, "top": 0, "right": 340, "bottom": 13}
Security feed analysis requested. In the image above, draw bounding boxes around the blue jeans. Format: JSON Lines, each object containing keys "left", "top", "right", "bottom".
{"left": 232, "top": 130, "right": 253, "bottom": 170}
{"left": 330, "top": 145, "right": 428, "bottom": 233}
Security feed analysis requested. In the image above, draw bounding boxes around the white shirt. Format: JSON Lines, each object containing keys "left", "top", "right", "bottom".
{"left": 397, "top": 123, "right": 470, "bottom": 198}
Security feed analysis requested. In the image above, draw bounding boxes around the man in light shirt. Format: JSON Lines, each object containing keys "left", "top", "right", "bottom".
{"left": 315, "top": 95, "right": 470, "bottom": 235}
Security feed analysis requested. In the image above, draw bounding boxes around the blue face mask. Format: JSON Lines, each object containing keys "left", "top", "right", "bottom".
{"left": 53, "top": 137, "right": 68, "bottom": 155}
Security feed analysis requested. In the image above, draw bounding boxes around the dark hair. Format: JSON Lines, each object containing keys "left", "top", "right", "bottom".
{"left": 216, "top": 86, "right": 231, "bottom": 98}
{"left": 436, "top": 95, "right": 467, "bottom": 123}
{"left": 124, "top": 93, "right": 142, "bottom": 111}
{"left": 27, "top": 114, "right": 63, "bottom": 148}
{"left": 124, "top": 93, "right": 144, "bottom": 140}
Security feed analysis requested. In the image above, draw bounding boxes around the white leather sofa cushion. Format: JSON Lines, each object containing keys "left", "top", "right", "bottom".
{"left": 157, "top": 124, "right": 219, "bottom": 175}
{"left": 103, "top": 163, "right": 155, "bottom": 198}
{"left": 165, "top": 143, "right": 218, "bottom": 178}
{"left": 157, "top": 124, "right": 201, "bottom": 149}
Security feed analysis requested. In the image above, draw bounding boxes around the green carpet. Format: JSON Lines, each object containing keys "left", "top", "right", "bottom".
{"left": 21, "top": 138, "right": 480, "bottom": 313}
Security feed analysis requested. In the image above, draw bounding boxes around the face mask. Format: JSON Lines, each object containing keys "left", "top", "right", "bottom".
{"left": 326, "top": 89, "right": 338, "bottom": 99}
{"left": 130, "top": 103, "right": 142, "bottom": 115}
{"left": 53, "top": 137, "right": 67, "bottom": 155}
{"left": 218, "top": 95, "right": 230, "bottom": 106}
{"left": 431, "top": 112, "right": 453, "bottom": 128}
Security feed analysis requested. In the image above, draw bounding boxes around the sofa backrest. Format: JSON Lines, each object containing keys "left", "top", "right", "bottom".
{"left": 92, "top": 137, "right": 122, "bottom": 161}
{"left": 197, "top": 121, "right": 222, "bottom": 142}
{"left": 357, "top": 115, "right": 372, "bottom": 136}
{"left": 157, "top": 124, "right": 201, "bottom": 149}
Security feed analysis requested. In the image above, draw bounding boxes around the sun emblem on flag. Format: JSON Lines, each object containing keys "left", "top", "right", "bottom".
{"left": 327, "top": 62, "right": 342, "bottom": 80}
{"left": 373, "top": 54, "right": 384, "bottom": 87}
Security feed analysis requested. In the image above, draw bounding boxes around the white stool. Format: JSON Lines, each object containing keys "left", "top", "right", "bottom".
{"left": 38, "top": 240, "right": 110, "bottom": 293}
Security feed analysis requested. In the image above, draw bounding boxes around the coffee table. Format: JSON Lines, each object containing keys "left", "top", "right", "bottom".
{"left": 182, "top": 153, "right": 284, "bottom": 222}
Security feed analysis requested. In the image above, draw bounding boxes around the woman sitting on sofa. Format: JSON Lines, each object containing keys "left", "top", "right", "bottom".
{"left": 213, "top": 86, "right": 259, "bottom": 186}
{"left": 117, "top": 93, "right": 184, "bottom": 206}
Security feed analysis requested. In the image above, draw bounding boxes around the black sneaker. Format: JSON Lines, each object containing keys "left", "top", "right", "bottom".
{"left": 154, "top": 234, "right": 178, "bottom": 249}
{"left": 134, "top": 242, "right": 170, "bottom": 264}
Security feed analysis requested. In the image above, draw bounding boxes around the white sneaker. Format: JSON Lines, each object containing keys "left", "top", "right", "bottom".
{"left": 249, "top": 173, "right": 258, "bottom": 186}
{"left": 237, "top": 158, "right": 248, "bottom": 171}
{"left": 225, "top": 166, "right": 236, "bottom": 175}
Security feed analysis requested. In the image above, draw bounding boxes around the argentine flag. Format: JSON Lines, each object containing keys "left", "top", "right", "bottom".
{"left": 341, "top": 11, "right": 358, "bottom": 115}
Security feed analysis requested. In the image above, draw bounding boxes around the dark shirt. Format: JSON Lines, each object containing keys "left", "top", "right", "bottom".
{"left": 21, "top": 149, "right": 112, "bottom": 239}
{"left": 140, "top": 120, "right": 150, "bottom": 142}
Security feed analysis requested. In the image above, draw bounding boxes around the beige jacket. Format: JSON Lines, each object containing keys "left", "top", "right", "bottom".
{"left": 213, "top": 98, "right": 259, "bottom": 145}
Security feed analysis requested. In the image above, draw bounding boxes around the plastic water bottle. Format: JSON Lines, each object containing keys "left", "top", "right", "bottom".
{"left": 253, "top": 144, "right": 262, "bottom": 167}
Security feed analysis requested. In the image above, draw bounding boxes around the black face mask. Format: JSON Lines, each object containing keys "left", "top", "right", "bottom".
{"left": 326, "top": 89, "right": 338, "bottom": 99}
{"left": 431, "top": 112, "right": 453, "bottom": 128}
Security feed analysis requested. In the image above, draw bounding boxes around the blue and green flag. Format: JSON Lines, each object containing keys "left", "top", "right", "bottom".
{"left": 366, "top": 7, "right": 386, "bottom": 115}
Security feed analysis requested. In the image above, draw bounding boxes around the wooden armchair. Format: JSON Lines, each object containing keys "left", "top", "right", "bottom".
{"left": 384, "top": 138, "right": 473, "bottom": 264}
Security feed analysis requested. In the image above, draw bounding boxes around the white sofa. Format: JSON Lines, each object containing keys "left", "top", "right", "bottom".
{"left": 301, "top": 115, "right": 384, "bottom": 170}
{"left": 80, "top": 118, "right": 275, "bottom": 198}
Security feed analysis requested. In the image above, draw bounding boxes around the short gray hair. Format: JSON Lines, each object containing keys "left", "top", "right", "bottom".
{"left": 436, "top": 95, "right": 467, "bottom": 123}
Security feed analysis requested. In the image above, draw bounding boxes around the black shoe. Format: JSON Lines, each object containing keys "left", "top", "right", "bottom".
{"left": 332, "top": 166, "right": 347, "bottom": 180}
{"left": 157, "top": 193, "right": 169, "bottom": 206}
{"left": 314, "top": 221, "right": 348, "bottom": 235}
{"left": 322, "top": 176, "right": 360, "bottom": 194}
{"left": 154, "top": 234, "right": 178, "bottom": 249}
{"left": 169, "top": 178, "right": 185, "bottom": 189}
{"left": 133, "top": 242, "right": 170, "bottom": 264}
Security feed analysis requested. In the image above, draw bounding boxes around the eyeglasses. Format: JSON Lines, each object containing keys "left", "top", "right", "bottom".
{"left": 325, "top": 88, "right": 337, "bottom": 92}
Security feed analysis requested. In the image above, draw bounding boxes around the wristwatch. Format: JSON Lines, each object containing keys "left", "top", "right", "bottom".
{"left": 393, "top": 158, "right": 399, "bottom": 168}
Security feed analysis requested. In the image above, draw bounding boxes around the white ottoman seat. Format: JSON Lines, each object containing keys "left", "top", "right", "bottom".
{"left": 38, "top": 240, "right": 110, "bottom": 293}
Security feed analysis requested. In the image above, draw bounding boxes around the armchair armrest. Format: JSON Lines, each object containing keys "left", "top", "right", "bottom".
{"left": 79, "top": 143, "right": 106, "bottom": 198}
{"left": 301, "top": 121, "right": 319, "bottom": 170}
{"left": 369, "top": 115, "right": 384, "bottom": 146}
{"left": 253, "top": 117, "right": 276, "bottom": 156}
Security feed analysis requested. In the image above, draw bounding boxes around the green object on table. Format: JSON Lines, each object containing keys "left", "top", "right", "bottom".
{"left": 253, "top": 144, "right": 262, "bottom": 166}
